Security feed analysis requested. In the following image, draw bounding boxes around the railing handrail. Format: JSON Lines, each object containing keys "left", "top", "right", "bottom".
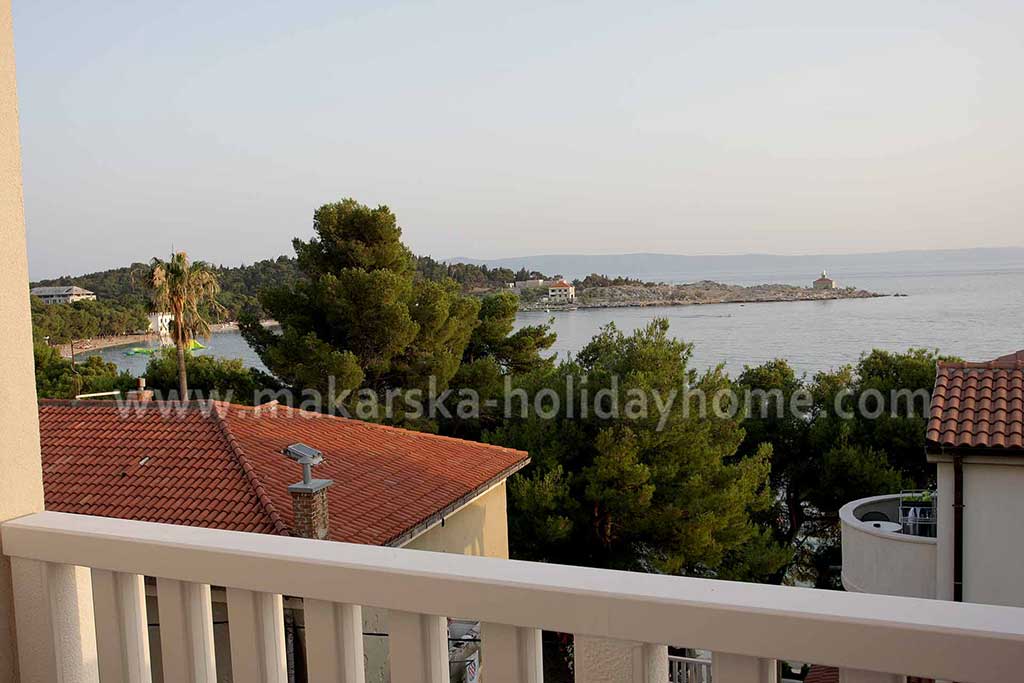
{"left": 4, "top": 511, "right": 1023, "bottom": 683}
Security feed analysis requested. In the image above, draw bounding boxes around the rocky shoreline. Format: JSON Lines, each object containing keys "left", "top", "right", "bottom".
{"left": 520, "top": 281, "right": 886, "bottom": 311}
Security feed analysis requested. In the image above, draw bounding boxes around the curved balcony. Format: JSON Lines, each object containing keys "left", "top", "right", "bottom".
{"left": 840, "top": 494, "right": 937, "bottom": 599}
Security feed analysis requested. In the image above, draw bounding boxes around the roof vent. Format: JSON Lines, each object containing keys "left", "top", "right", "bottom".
{"left": 283, "top": 443, "right": 324, "bottom": 486}
{"left": 283, "top": 443, "right": 333, "bottom": 540}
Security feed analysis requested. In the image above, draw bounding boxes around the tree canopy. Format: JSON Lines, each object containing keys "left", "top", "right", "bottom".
{"left": 734, "top": 348, "right": 953, "bottom": 585}
{"left": 31, "top": 297, "right": 149, "bottom": 344}
{"left": 241, "top": 199, "right": 551, "bottom": 423}
{"left": 136, "top": 252, "right": 224, "bottom": 399}
{"left": 142, "top": 349, "right": 280, "bottom": 405}
{"left": 489, "top": 319, "right": 788, "bottom": 579}
{"left": 33, "top": 343, "right": 134, "bottom": 399}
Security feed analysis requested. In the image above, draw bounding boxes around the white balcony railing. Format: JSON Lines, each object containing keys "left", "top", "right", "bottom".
{"left": 3, "top": 511, "right": 1024, "bottom": 683}
{"left": 840, "top": 494, "right": 937, "bottom": 599}
{"left": 668, "top": 655, "right": 711, "bottom": 683}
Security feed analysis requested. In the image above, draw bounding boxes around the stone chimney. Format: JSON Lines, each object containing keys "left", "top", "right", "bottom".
{"left": 284, "top": 443, "right": 333, "bottom": 540}
{"left": 126, "top": 377, "right": 154, "bottom": 402}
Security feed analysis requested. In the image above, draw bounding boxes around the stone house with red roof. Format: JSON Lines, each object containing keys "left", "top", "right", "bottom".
{"left": 547, "top": 279, "right": 575, "bottom": 302}
{"left": 38, "top": 399, "right": 529, "bottom": 682}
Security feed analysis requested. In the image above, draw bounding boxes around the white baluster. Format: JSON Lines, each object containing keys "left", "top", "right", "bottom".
{"left": 634, "top": 643, "right": 668, "bottom": 683}
{"left": 480, "top": 622, "right": 543, "bottom": 683}
{"left": 712, "top": 652, "right": 776, "bottom": 683}
{"left": 155, "top": 578, "right": 216, "bottom": 683}
{"left": 225, "top": 588, "right": 287, "bottom": 683}
{"left": 10, "top": 559, "right": 100, "bottom": 683}
{"left": 91, "top": 569, "right": 152, "bottom": 683}
{"left": 390, "top": 611, "right": 450, "bottom": 683}
{"left": 304, "top": 599, "right": 366, "bottom": 683}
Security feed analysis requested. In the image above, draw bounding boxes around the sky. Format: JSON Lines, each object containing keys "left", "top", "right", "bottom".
{"left": 14, "top": 1, "right": 1024, "bottom": 278}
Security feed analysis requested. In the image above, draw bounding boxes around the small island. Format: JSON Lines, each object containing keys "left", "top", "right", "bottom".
{"left": 514, "top": 272, "right": 885, "bottom": 311}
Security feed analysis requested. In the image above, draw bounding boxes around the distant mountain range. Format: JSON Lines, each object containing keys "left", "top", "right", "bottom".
{"left": 449, "top": 247, "right": 1024, "bottom": 284}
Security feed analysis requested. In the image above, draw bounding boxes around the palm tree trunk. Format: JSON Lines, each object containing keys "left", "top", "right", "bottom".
{"left": 177, "top": 341, "right": 188, "bottom": 400}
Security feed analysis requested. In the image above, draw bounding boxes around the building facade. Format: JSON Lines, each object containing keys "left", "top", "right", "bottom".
{"left": 812, "top": 271, "right": 836, "bottom": 289}
{"left": 841, "top": 353, "right": 1024, "bottom": 607}
{"left": 147, "top": 312, "right": 173, "bottom": 336}
{"left": 547, "top": 280, "right": 575, "bottom": 302}
{"left": 29, "top": 285, "right": 97, "bottom": 304}
{"left": 513, "top": 278, "right": 548, "bottom": 290}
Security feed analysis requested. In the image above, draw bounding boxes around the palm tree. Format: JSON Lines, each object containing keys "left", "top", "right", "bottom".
{"left": 137, "top": 252, "right": 224, "bottom": 400}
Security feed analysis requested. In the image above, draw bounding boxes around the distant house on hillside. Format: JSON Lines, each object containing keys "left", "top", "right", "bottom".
{"left": 813, "top": 271, "right": 837, "bottom": 290}
{"left": 29, "top": 285, "right": 96, "bottom": 304}
{"left": 513, "top": 278, "right": 548, "bottom": 290}
{"left": 548, "top": 279, "right": 576, "bottom": 302}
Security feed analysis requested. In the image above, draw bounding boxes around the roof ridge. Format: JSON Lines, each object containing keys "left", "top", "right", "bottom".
{"left": 209, "top": 403, "right": 291, "bottom": 536}
{"left": 939, "top": 360, "right": 1024, "bottom": 370}
{"left": 229, "top": 402, "right": 529, "bottom": 455}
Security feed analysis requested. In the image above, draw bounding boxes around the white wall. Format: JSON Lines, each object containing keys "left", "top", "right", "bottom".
{"left": 934, "top": 458, "right": 1024, "bottom": 608}
{"left": 959, "top": 462, "right": 1024, "bottom": 607}
{"left": 0, "top": 1, "right": 48, "bottom": 679}
{"left": 840, "top": 517, "right": 936, "bottom": 599}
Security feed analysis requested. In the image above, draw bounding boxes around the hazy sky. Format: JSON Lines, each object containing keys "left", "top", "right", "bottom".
{"left": 14, "top": 1, "right": 1024, "bottom": 278}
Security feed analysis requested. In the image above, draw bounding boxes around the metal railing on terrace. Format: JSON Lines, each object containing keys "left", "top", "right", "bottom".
{"left": 3, "top": 511, "right": 1023, "bottom": 683}
{"left": 668, "top": 655, "right": 711, "bottom": 683}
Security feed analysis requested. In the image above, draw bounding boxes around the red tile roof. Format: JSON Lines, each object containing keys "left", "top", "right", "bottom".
{"left": 993, "top": 349, "right": 1024, "bottom": 364}
{"left": 926, "top": 353, "right": 1024, "bottom": 452}
{"left": 39, "top": 400, "right": 529, "bottom": 546}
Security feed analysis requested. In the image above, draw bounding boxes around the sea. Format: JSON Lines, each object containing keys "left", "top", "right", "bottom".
{"left": 83, "top": 260, "right": 1023, "bottom": 379}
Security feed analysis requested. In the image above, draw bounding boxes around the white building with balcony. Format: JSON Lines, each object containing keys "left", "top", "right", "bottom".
{"left": 841, "top": 353, "right": 1024, "bottom": 609}
{"left": 547, "top": 280, "right": 575, "bottom": 303}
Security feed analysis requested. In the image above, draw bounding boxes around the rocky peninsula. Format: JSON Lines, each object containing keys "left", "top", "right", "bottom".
{"left": 520, "top": 281, "right": 885, "bottom": 311}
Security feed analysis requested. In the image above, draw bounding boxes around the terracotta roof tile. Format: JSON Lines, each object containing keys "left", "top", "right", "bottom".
{"left": 39, "top": 400, "right": 529, "bottom": 546}
{"left": 926, "top": 352, "right": 1024, "bottom": 452}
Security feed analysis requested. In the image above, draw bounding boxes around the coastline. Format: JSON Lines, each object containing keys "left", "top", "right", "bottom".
{"left": 519, "top": 282, "right": 887, "bottom": 312}
{"left": 58, "top": 320, "right": 278, "bottom": 359}
{"left": 58, "top": 333, "right": 154, "bottom": 358}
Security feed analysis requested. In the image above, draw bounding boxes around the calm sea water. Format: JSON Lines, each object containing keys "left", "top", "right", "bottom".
{"left": 84, "top": 266, "right": 1023, "bottom": 378}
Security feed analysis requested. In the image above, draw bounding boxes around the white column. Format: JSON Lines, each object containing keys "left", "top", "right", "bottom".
{"left": 0, "top": 0, "right": 48, "bottom": 677}
{"left": 390, "top": 611, "right": 450, "bottom": 683}
{"left": 155, "top": 578, "right": 217, "bottom": 683}
{"left": 574, "top": 636, "right": 668, "bottom": 683}
{"left": 225, "top": 588, "right": 287, "bottom": 683}
{"left": 712, "top": 652, "right": 777, "bottom": 683}
{"left": 303, "top": 599, "right": 366, "bottom": 683}
{"left": 10, "top": 559, "right": 100, "bottom": 683}
{"left": 91, "top": 569, "right": 152, "bottom": 683}
{"left": 632, "top": 643, "right": 667, "bottom": 683}
{"left": 480, "top": 622, "right": 543, "bottom": 683}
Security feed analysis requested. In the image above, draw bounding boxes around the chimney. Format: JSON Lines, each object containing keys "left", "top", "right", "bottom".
{"left": 126, "top": 377, "right": 154, "bottom": 403}
{"left": 283, "top": 443, "right": 333, "bottom": 540}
